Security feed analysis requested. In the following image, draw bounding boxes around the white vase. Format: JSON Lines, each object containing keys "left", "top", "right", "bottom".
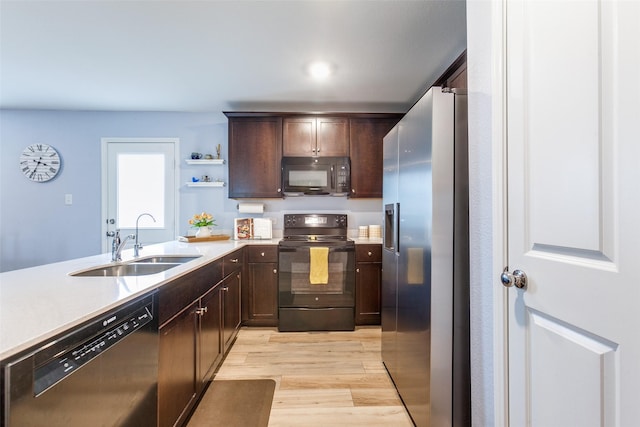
{"left": 196, "top": 226, "right": 211, "bottom": 238}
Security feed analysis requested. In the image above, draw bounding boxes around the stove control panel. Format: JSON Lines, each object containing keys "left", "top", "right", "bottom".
{"left": 284, "top": 214, "right": 348, "bottom": 229}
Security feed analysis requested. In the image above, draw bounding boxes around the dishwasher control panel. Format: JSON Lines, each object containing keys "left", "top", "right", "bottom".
{"left": 33, "top": 303, "right": 153, "bottom": 396}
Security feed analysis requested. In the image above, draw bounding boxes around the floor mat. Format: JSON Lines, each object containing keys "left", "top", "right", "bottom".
{"left": 186, "top": 379, "right": 276, "bottom": 427}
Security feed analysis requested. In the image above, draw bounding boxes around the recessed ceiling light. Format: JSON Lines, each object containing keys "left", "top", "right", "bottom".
{"left": 307, "top": 61, "right": 332, "bottom": 80}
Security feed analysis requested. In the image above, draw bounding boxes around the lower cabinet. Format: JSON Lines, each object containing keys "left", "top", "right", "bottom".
{"left": 355, "top": 244, "right": 382, "bottom": 325}
{"left": 157, "top": 259, "right": 231, "bottom": 427}
{"left": 221, "top": 271, "right": 242, "bottom": 353}
{"left": 198, "top": 285, "right": 222, "bottom": 387}
{"left": 244, "top": 245, "right": 279, "bottom": 326}
{"left": 158, "top": 301, "right": 199, "bottom": 427}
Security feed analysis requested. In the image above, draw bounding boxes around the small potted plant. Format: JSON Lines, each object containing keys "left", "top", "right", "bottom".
{"left": 189, "top": 212, "right": 216, "bottom": 238}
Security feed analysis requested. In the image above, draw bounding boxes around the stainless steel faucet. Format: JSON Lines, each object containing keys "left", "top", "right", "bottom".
{"left": 111, "top": 229, "right": 135, "bottom": 262}
{"left": 134, "top": 213, "right": 156, "bottom": 257}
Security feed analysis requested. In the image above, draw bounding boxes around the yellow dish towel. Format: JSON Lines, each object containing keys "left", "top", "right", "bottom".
{"left": 309, "top": 247, "right": 329, "bottom": 284}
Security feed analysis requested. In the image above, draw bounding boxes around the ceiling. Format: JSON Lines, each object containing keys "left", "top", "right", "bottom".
{"left": 0, "top": 1, "right": 467, "bottom": 115}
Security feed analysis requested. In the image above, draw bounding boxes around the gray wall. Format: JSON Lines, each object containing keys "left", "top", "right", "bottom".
{"left": 0, "top": 110, "right": 382, "bottom": 272}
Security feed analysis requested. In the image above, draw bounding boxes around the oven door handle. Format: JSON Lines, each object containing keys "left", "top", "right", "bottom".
{"left": 279, "top": 245, "right": 354, "bottom": 252}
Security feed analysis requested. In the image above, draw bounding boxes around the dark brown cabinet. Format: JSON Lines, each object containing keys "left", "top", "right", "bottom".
{"left": 226, "top": 112, "right": 402, "bottom": 199}
{"left": 158, "top": 301, "right": 198, "bottom": 427}
{"left": 222, "top": 249, "right": 243, "bottom": 352}
{"left": 355, "top": 244, "right": 382, "bottom": 325}
{"left": 283, "top": 116, "right": 349, "bottom": 157}
{"left": 157, "top": 259, "right": 226, "bottom": 427}
{"left": 226, "top": 115, "right": 283, "bottom": 198}
{"left": 198, "top": 285, "right": 222, "bottom": 386}
{"left": 349, "top": 117, "right": 401, "bottom": 198}
{"left": 244, "top": 245, "right": 279, "bottom": 326}
{"left": 221, "top": 271, "right": 241, "bottom": 353}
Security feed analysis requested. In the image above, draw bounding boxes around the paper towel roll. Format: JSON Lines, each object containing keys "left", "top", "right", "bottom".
{"left": 237, "top": 203, "right": 264, "bottom": 214}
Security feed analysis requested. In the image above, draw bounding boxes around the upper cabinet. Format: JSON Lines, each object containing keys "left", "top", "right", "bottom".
{"left": 349, "top": 117, "right": 400, "bottom": 198}
{"left": 283, "top": 117, "right": 349, "bottom": 157}
{"left": 226, "top": 115, "right": 283, "bottom": 198}
{"left": 225, "top": 112, "right": 402, "bottom": 199}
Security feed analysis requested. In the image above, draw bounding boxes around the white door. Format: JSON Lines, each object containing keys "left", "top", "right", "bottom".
{"left": 505, "top": 1, "right": 640, "bottom": 426}
{"left": 102, "top": 138, "right": 179, "bottom": 253}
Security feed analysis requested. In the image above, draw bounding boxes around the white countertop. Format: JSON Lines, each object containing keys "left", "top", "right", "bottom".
{"left": 0, "top": 239, "right": 279, "bottom": 361}
{"left": 0, "top": 237, "right": 381, "bottom": 361}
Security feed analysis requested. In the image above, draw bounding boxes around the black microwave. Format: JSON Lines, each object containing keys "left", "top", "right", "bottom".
{"left": 282, "top": 156, "right": 351, "bottom": 196}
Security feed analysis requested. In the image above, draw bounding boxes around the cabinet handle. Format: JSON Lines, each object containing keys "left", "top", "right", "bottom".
{"left": 273, "top": 269, "right": 277, "bottom": 274}
{"left": 367, "top": 251, "right": 373, "bottom": 257}
{"left": 230, "top": 258, "right": 239, "bottom": 263}
{"left": 356, "top": 268, "right": 360, "bottom": 273}
{"left": 277, "top": 188, "right": 282, "bottom": 193}
{"left": 222, "top": 287, "right": 229, "bottom": 291}
{"left": 261, "top": 252, "right": 265, "bottom": 257}
{"left": 195, "top": 307, "right": 208, "bottom": 316}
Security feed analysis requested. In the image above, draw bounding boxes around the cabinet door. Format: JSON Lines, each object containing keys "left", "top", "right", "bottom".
{"left": 356, "top": 263, "right": 382, "bottom": 325}
{"left": 228, "top": 116, "right": 282, "bottom": 198}
{"left": 158, "top": 302, "right": 198, "bottom": 427}
{"left": 317, "top": 117, "right": 349, "bottom": 156}
{"left": 349, "top": 118, "right": 399, "bottom": 198}
{"left": 283, "top": 117, "right": 316, "bottom": 156}
{"left": 222, "top": 272, "right": 242, "bottom": 353}
{"left": 355, "top": 244, "right": 382, "bottom": 325}
{"left": 199, "top": 285, "right": 222, "bottom": 386}
{"left": 247, "top": 262, "right": 278, "bottom": 325}
{"left": 283, "top": 117, "right": 349, "bottom": 157}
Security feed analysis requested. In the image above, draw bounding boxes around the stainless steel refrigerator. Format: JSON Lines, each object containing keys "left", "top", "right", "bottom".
{"left": 382, "top": 87, "right": 470, "bottom": 427}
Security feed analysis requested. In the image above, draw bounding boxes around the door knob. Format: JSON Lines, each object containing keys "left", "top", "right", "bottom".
{"left": 500, "top": 267, "right": 527, "bottom": 289}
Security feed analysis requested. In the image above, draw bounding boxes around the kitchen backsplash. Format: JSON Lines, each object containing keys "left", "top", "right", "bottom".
{"left": 191, "top": 196, "right": 383, "bottom": 239}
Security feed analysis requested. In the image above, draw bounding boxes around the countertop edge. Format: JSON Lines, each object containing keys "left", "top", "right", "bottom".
{"left": 0, "top": 238, "right": 381, "bottom": 361}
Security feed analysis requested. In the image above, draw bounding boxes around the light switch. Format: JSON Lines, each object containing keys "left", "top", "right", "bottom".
{"left": 65, "top": 194, "right": 73, "bottom": 205}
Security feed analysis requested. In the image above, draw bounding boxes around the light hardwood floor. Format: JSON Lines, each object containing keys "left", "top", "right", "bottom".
{"left": 213, "top": 326, "right": 414, "bottom": 426}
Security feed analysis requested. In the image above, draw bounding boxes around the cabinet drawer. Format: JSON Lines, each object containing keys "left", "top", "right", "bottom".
{"left": 247, "top": 245, "right": 278, "bottom": 263}
{"left": 356, "top": 244, "right": 381, "bottom": 262}
{"left": 159, "top": 259, "right": 222, "bottom": 325}
{"left": 223, "top": 249, "right": 244, "bottom": 275}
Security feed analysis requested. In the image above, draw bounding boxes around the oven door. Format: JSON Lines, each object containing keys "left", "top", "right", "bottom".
{"left": 278, "top": 243, "right": 355, "bottom": 308}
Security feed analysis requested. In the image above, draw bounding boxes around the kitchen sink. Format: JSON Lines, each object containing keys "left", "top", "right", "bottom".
{"left": 70, "top": 255, "right": 201, "bottom": 277}
{"left": 71, "top": 263, "right": 181, "bottom": 277}
{"left": 132, "top": 255, "right": 202, "bottom": 264}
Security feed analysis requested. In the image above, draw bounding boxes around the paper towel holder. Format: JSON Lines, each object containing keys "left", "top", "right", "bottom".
{"left": 237, "top": 202, "right": 265, "bottom": 214}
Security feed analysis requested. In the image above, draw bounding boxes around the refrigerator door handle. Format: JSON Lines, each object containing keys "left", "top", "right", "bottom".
{"left": 396, "top": 202, "right": 400, "bottom": 254}
{"left": 384, "top": 203, "right": 396, "bottom": 252}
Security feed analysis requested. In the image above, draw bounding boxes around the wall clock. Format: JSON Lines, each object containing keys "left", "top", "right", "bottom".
{"left": 20, "top": 144, "right": 61, "bottom": 182}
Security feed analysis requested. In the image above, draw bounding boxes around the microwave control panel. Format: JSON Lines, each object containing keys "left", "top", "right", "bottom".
{"left": 336, "top": 165, "right": 349, "bottom": 192}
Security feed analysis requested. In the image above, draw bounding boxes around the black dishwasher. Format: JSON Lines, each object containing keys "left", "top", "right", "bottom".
{"left": 2, "top": 292, "right": 158, "bottom": 427}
